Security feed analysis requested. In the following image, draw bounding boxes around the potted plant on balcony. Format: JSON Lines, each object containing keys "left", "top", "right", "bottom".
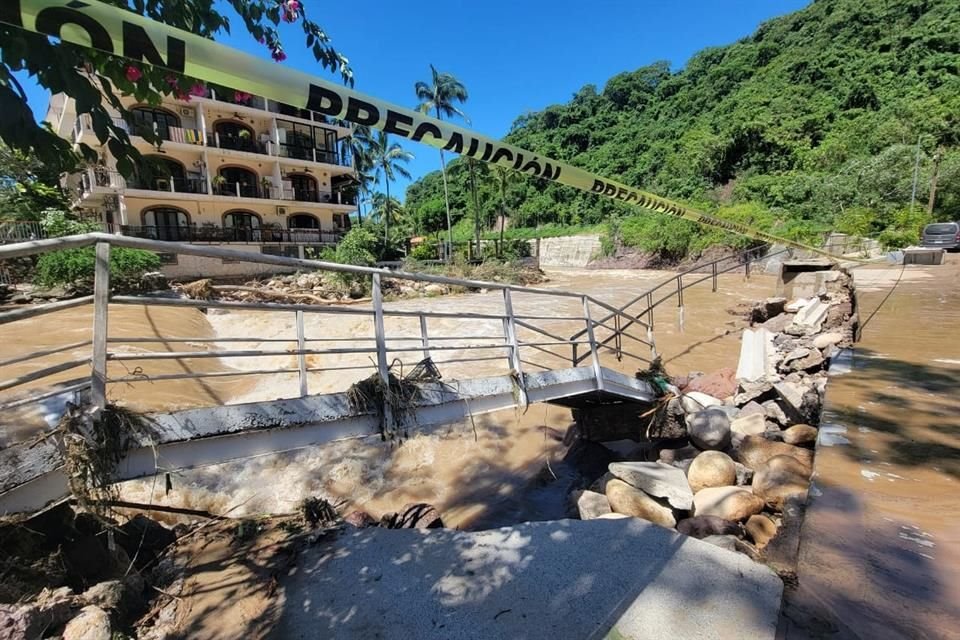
{"left": 260, "top": 176, "right": 274, "bottom": 199}
{"left": 211, "top": 174, "right": 228, "bottom": 195}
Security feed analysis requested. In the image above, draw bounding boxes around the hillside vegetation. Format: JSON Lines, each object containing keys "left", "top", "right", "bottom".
{"left": 404, "top": 0, "right": 960, "bottom": 259}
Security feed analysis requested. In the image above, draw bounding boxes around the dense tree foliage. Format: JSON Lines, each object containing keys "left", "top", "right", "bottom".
{"left": 405, "top": 0, "right": 960, "bottom": 256}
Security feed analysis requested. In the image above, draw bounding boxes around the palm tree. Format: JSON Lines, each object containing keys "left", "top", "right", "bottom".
{"left": 349, "top": 125, "right": 375, "bottom": 225}
{"left": 370, "top": 192, "right": 407, "bottom": 229}
{"left": 415, "top": 65, "right": 468, "bottom": 260}
{"left": 368, "top": 130, "right": 413, "bottom": 245}
{"left": 493, "top": 166, "right": 517, "bottom": 256}
{"left": 465, "top": 158, "right": 487, "bottom": 259}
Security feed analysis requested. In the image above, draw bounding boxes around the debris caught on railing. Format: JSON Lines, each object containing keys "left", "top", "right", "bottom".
{"left": 346, "top": 358, "right": 442, "bottom": 444}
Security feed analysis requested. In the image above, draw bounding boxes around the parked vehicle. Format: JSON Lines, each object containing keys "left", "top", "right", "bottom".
{"left": 921, "top": 222, "right": 960, "bottom": 251}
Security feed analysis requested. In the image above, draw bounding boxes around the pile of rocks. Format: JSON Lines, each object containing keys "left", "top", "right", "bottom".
{"left": 569, "top": 268, "right": 857, "bottom": 565}
{"left": 0, "top": 507, "right": 178, "bottom": 640}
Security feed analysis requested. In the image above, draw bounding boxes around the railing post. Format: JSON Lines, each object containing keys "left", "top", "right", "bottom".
{"left": 745, "top": 254, "right": 752, "bottom": 280}
{"left": 371, "top": 274, "right": 394, "bottom": 429}
{"left": 711, "top": 261, "right": 718, "bottom": 292}
{"left": 235, "top": 183, "right": 241, "bottom": 198}
{"left": 296, "top": 310, "right": 308, "bottom": 397}
{"left": 582, "top": 296, "right": 604, "bottom": 392}
{"left": 502, "top": 289, "right": 528, "bottom": 407}
{"left": 90, "top": 241, "right": 110, "bottom": 414}
{"left": 614, "top": 314, "right": 623, "bottom": 361}
{"left": 676, "top": 275, "right": 685, "bottom": 332}
{"left": 418, "top": 314, "right": 431, "bottom": 362}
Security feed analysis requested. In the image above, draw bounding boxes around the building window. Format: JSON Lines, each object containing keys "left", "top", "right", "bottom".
{"left": 223, "top": 210, "right": 262, "bottom": 242}
{"left": 287, "top": 174, "right": 319, "bottom": 203}
{"left": 216, "top": 166, "right": 260, "bottom": 198}
{"left": 156, "top": 253, "right": 179, "bottom": 265}
{"left": 288, "top": 213, "right": 319, "bottom": 230}
{"left": 277, "top": 120, "right": 338, "bottom": 164}
{"left": 130, "top": 106, "right": 180, "bottom": 141}
{"left": 142, "top": 207, "right": 191, "bottom": 242}
{"left": 213, "top": 120, "right": 260, "bottom": 154}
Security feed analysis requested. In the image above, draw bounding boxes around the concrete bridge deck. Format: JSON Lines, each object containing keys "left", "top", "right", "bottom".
{"left": 0, "top": 366, "right": 655, "bottom": 514}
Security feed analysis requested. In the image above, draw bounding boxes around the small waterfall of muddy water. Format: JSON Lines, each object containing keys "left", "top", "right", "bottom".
{"left": 1, "top": 269, "right": 776, "bottom": 529}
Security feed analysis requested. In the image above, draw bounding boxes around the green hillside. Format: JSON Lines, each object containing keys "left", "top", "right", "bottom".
{"left": 404, "top": 0, "right": 960, "bottom": 258}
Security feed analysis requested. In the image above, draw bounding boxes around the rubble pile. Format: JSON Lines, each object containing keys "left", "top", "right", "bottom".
{"left": 568, "top": 267, "right": 858, "bottom": 572}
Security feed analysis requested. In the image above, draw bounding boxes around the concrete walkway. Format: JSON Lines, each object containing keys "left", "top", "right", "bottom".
{"left": 274, "top": 518, "right": 782, "bottom": 639}
{"left": 780, "top": 258, "right": 960, "bottom": 638}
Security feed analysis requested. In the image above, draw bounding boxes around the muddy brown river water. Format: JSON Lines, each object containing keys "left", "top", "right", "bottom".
{"left": 781, "top": 258, "right": 960, "bottom": 639}
{"left": 1, "top": 267, "right": 773, "bottom": 528}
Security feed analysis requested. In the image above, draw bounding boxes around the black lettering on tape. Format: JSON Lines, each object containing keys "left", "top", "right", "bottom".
{"left": 480, "top": 143, "right": 494, "bottom": 162}
{"left": 443, "top": 133, "right": 464, "bottom": 154}
{"left": 122, "top": 22, "right": 185, "bottom": 72}
{"left": 490, "top": 147, "right": 513, "bottom": 164}
{"left": 521, "top": 158, "right": 541, "bottom": 175}
{"left": 464, "top": 137, "right": 479, "bottom": 157}
{"left": 383, "top": 110, "right": 413, "bottom": 138}
{"left": 591, "top": 179, "right": 606, "bottom": 193}
{"left": 36, "top": 7, "right": 114, "bottom": 53}
{"left": 411, "top": 122, "right": 442, "bottom": 143}
{"left": 345, "top": 97, "right": 379, "bottom": 126}
{"left": 307, "top": 84, "right": 343, "bottom": 116}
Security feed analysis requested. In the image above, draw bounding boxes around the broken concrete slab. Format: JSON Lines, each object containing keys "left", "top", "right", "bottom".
{"left": 736, "top": 328, "right": 776, "bottom": 382}
{"left": 608, "top": 461, "right": 694, "bottom": 510}
{"left": 275, "top": 519, "right": 784, "bottom": 640}
{"left": 786, "top": 299, "right": 829, "bottom": 336}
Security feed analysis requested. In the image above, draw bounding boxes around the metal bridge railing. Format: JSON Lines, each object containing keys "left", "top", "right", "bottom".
{"left": 0, "top": 233, "right": 654, "bottom": 425}
{"left": 568, "top": 233, "right": 880, "bottom": 365}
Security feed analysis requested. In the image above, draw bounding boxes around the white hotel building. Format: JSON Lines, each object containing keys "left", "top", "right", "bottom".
{"left": 46, "top": 84, "right": 358, "bottom": 277}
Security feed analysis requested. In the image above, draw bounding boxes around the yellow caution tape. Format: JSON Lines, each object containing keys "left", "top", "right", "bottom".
{"left": 4, "top": 0, "right": 845, "bottom": 259}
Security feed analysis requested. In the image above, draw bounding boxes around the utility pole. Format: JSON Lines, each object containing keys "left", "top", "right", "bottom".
{"left": 909, "top": 135, "right": 922, "bottom": 211}
{"left": 927, "top": 145, "right": 943, "bottom": 216}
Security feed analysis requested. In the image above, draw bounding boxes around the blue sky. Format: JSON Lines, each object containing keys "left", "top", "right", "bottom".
{"left": 21, "top": 0, "right": 809, "bottom": 198}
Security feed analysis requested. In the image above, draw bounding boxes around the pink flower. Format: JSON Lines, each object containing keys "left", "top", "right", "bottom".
{"left": 124, "top": 65, "right": 142, "bottom": 82}
{"left": 283, "top": 1, "right": 299, "bottom": 23}
{"left": 234, "top": 91, "right": 252, "bottom": 104}
{"left": 190, "top": 83, "right": 207, "bottom": 97}
{"left": 272, "top": 49, "right": 287, "bottom": 62}
{"left": 286, "top": 0, "right": 300, "bottom": 12}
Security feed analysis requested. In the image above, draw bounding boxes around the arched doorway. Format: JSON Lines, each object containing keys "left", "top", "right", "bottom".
{"left": 287, "top": 173, "right": 319, "bottom": 202}
{"left": 214, "top": 120, "right": 257, "bottom": 153}
{"left": 130, "top": 106, "right": 180, "bottom": 141}
{"left": 288, "top": 213, "right": 320, "bottom": 242}
{"left": 143, "top": 206, "right": 190, "bottom": 241}
{"left": 223, "top": 210, "right": 262, "bottom": 242}
{"left": 139, "top": 155, "right": 186, "bottom": 192}
{"left": 217, "top": 166, "right": 259, "bottom": 198}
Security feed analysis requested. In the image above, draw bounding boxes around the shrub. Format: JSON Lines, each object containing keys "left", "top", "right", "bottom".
{"left": 410, "top": 239, "right": 439, "bottom": 261}
{"left": 33, "top": 210, "right": 161, "bottom": 290}
{"left": 35, "top": 247, "right": 161, "bottom": 290}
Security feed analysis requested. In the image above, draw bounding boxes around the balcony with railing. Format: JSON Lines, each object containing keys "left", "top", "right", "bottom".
{"left": 79, "top": 168, "right": 126, "bottom": 197}
{"left": 277, "top": 144, "right": 347, "bottom": 166}
{"left": 207, "top": 131, "right": 270, "bottom": 155}
{"left": 127, "top": 176, "right": 208, "bottom": 195}
{"left": 120, "top": 224, "right": 346, "bottom": 245}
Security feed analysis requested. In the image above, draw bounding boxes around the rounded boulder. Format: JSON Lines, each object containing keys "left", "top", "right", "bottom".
{"left": 686, "top": 451, "right": 737, "bottom": 493}
{"left": 693, "top": 486, "right": 765, "bottom": 521}
{"left": 605, "top": 478, "right": 676, "bottom": 528}
{"left": 752, "top": 455, "right": 811, "bottom": 508}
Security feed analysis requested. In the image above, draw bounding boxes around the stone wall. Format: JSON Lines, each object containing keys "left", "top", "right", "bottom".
{"left": 536, "top": 235, "right": 602, "bottom": 268}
